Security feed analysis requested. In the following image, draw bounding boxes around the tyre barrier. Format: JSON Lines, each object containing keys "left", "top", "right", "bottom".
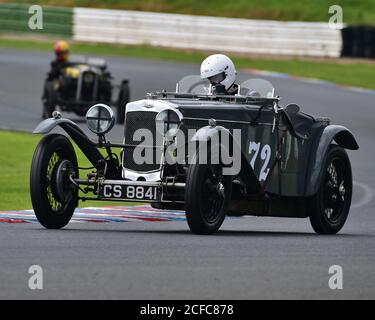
{"left": 341, "top": 26, "right": 375, "bottom": 58}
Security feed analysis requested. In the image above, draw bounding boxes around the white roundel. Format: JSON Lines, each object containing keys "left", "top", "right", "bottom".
{"left": 200, "top": 54, "right": 237, "bottom": 90}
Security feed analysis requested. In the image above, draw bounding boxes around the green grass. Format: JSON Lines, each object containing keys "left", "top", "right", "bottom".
{"left": 1, "top": 0, "right": 375, "bottom": 25}
{"left": 1, "top": 37, "right": 375, "bottom": 90}
{"left": 0, "top": 131, "right": 37, "bottom": 210}
{"left": 0, "top": 130, "right": 139, "bottom": 210}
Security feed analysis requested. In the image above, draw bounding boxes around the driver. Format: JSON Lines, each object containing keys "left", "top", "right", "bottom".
{"left": 200, "top": 54, "right": 238, "bottom": 95}
{"left": 47, "top": 40, "right": 71, "bottom": 81}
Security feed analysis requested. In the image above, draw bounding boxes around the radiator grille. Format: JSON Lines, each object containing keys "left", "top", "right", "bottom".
{"left": 123, "top": 111, "right": 161, "bottom": 172}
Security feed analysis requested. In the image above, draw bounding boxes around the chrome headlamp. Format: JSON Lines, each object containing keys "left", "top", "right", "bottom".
{"left": 86, "top": 104, "right": 115, "bottom": 135}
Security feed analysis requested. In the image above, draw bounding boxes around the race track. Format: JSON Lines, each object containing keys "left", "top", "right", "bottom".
{"left": 0, "top": 49, "right": 374, "bottom": 299}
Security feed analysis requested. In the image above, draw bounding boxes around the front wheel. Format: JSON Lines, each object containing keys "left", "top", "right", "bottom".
{"left": 308, "top": 145, "right": 352, "bottom": 234}
{"left": 30, "top": 134, "right": 78, "bottom": 229}
{"left": 185, "top": 150, "right": 232, "bottom": 235}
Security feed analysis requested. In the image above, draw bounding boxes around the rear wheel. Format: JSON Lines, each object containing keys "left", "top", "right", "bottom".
{"left": 117, "top": 81, "right": 130, "bottom": 124}
{"left": 30, "top": 134, "right": 78, "bottom": 229}
{"left": 185, "top": 149, "right": 232, "bottom": 235}
{"left": 309, "top": 145, "right": 352, "bottom": 234}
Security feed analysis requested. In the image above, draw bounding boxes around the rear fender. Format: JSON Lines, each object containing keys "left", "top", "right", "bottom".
{"left": 33, "top": 118, "right": 104, "bottom": 168}
{"left": 305, "top": 125, "right": 358, "bottom": 196}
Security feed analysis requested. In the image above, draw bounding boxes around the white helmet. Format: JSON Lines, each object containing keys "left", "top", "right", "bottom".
{"left": 200, "top": 54, "right": 237, "bottom": 90}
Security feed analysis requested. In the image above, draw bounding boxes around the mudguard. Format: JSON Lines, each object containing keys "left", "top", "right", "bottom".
{"left": 191, "top": 125, "right": 261, "bottom": 193}
{"left": 34, "top": 117, "right": 82, "bottom": 134}
{"left": 33, "top": 117, "right": 104, "bottom": 167}
{"left": 305, "top": 125, "right": 359, "bottom": 196}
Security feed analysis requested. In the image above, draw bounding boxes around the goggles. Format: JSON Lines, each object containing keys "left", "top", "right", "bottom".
{"left": 207, "top": 72, "right": 226, "bottom": 85}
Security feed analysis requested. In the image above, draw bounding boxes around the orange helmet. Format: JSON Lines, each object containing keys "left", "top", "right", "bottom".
{"left": 54, "top": 40, "right": 70, "bottom": 62}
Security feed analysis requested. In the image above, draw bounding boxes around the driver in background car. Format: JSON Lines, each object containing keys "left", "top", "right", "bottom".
{"left": 200, "top": 54, "right": 239, "bottom": 95}
{"left": 47, "top": 40, "right": 72, "bottom": 81}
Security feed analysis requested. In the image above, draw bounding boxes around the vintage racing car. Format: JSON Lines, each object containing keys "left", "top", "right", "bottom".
{"left": 30, "top": 76, "right": 359, "bottom": 234}
{"left": 42, "top": 57, "right": 130, "bottom": 123}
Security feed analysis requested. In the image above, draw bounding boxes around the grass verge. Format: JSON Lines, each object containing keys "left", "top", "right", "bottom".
{"left": 0, "top": 130, "right": 139, "bottom": 210}
{"left": 1, "top": 37, "right": 375, "bottom": 90}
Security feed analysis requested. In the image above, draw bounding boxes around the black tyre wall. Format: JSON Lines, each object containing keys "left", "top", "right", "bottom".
{"left": 30, "top": 134, "right": 78, "bottom": 229}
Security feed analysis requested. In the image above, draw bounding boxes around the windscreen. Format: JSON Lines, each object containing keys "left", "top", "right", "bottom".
{"left": 239, "top": 78, "right": 275, "bottom": 98}
{"left": 176, "top": 75, "right": 210, "bottom": 94}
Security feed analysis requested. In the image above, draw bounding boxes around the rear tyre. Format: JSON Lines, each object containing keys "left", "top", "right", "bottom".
{"left": 42, "top": 81, "right": 57, "bottom": 119}
{"left": 117, "top": 81, "right": 130, "bottom": 124}
{"left": 185, "top": 149, "right": 232, "bottom": 235}
{"left": 30, "top": 134, "right": 78, "bottom": 229}
{"left": 309, "top": 145, "right": 352, "bottom": 234}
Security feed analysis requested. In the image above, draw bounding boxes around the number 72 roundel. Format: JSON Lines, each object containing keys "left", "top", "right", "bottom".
{"left": 248, "top": 141, "right": 272, "bottom": 182}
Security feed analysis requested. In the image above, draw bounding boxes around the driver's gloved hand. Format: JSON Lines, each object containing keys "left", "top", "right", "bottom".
{"left": 212, "top": 84, "right": 227, "bottom": 95}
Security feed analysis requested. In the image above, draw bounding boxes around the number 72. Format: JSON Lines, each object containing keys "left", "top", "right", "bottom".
{"left": 248, "top": 141, "right": 271, "bottom": 181}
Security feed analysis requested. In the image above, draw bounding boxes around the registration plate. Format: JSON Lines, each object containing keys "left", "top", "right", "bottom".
{"left": 99, "top": 184, "right": 161, "bottom": 201}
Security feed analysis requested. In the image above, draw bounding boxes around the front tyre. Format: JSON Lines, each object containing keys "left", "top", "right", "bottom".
{"left": 30, "top": 134, "right": 78, "bottom": 229}
{"left": 309, "top": 145, "right": 352, "bottom": 234}
{"left": 185, "top": 150, "right": 232, "bottom": 235}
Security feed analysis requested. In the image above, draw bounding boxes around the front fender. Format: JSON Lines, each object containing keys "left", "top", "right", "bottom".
{"left": 190, "top": 125, "right": 261, "bottom": 193}
{"left": 33, "top": 117, "right": 82, "bottom": 134}
{"left": 33, "top": 117, "right": 104, "bottom": 168}
{"left": 305, "top": 125, "right": 358, "bottom": 196}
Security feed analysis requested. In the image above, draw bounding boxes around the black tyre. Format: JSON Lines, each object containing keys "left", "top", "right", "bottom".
{"left": 309, "top": 145, "right": 352, "bottom": 234}
{"left": 42, "top": 81, "right": 57, "bottom": 119}
{"left": 117, "top": 81, "right": 130, "bottom": 124}
{"left": 30, "top": 134, "right": 78, "bottom": 229}
{"left": 185, "top": 149, "right": 232, "bottom": 235}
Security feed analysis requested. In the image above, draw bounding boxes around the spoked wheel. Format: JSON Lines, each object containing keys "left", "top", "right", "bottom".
{"left": 309, "top": 145, "right": 352, "bottom": 234}
{"left": 30, "top": 134, "right": 78, "bottom": 229}
{"left": 201, "top": 165, "right": 227, "bottom": 224}
{"left": 185, "top": 149, "right": 232, "bottom": 235}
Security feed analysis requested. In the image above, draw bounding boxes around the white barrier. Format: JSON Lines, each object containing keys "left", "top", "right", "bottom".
{"left": 73, "top": 8, "right": 343, "bottom": 57}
